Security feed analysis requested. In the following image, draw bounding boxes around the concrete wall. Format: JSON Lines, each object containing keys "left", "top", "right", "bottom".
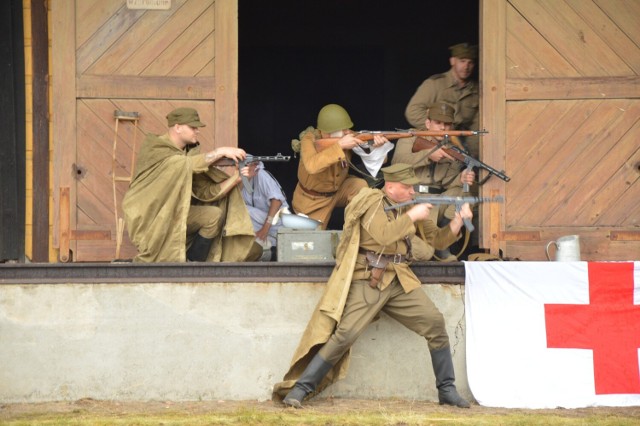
{"left": 0, "top": 282, "right": 469, "bottom": 403}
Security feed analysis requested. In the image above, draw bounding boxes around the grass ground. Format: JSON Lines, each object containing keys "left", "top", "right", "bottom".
{"left": 1, "top": 398, "right": 639, "bottom": 426}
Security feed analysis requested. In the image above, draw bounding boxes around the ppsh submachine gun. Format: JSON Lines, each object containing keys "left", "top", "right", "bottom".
{"left": 384, "top": 195, "right": 505, "bottom": 232}
{"left": 410, "top": 132, "right": 510, "bottom": 192}
{"left": 215, "top": 153, "right": 290, "bottom": 193}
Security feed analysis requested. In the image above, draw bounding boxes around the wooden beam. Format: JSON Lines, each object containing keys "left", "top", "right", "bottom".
{"left": 59, "top": 187, "right": 111, "bottom": 263}
{"left": 500, "top": 231, "right": 541, "bottom": 241}
{"left": 51, "top": 0, "right": 77, "bottom": 252}
{"left": 481, "top": 0, "right": 508, "bottom": 253}
{"left": 214, "top": 0, "right": 238, "bottom": 147}
{"left": 31, "top": 0, "right": 49, "bottom": 262}
{"left": 59, "top": 187, "right": 70, "bottom": 262}
{"left": 76, "top": 75, "right": 216, "bottom": 100}
{"left": 610, "top": 231, "right": 640, "bottom": 241}
{"left": 506, "top": 76, "right": 640, "bottom": 100}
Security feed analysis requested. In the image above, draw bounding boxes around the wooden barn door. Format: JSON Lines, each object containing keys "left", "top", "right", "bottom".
{"left": 52, "top": 0, "right": 237, "bottom": 262}
{"left": 481, "top": 0, "right": 640, "bottom": 260}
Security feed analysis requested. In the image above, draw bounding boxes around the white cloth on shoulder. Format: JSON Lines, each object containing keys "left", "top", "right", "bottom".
{"left": 352, "top": 141, "right": 394, "bottom": 177}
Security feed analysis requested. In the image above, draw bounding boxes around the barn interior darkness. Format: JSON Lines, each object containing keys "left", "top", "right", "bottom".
{"left": 239, "top": 0, "right": 479, "bottom": 229}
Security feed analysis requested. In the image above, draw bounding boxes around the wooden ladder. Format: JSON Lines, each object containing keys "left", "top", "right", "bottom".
{"left": 112, "top": 110, "right": 140, "bottom": 259}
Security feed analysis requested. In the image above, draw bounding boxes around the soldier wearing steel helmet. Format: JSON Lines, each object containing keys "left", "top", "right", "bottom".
{"left": 405, "top": 43, "right": 480, "bottom": 158}
{"left": 291, "top": 104, "right": 390, "bottom": 229}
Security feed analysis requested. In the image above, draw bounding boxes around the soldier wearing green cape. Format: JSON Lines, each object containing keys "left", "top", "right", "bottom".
{"left": 123, "top": 107, "right": 258, "bottom": 262}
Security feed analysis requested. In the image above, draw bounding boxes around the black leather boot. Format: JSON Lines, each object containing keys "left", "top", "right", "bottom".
{"left": 430, "top": 346, "right": 471, "bottom": 408}
{"left": 283, "top": 353, "right": 333, "bottom": 408}
{"left": 186, "top": 233, "right": 213, "bottom": 262}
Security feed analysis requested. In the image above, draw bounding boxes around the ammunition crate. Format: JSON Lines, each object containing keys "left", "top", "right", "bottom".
{"left": 276, "top": 229, "right": 342, "bottom": 262}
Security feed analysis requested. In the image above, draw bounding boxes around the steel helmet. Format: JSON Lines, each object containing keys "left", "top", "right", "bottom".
{"left": 316, "top": 104, "right": 354, "bottom": 133}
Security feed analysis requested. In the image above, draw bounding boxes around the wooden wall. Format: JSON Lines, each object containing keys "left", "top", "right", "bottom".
{"left": 27, "top": 0, "right": 638, "bottom": 262}
{"left": 481, "top": 0, "right": 640, "bottom": 260}
{"left": 51, "top": 0, "right": 237, "bottom": 262}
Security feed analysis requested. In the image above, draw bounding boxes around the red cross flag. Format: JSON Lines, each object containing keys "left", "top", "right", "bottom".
{"left": 464, "top": 261, "right": 640, "bottom": 408}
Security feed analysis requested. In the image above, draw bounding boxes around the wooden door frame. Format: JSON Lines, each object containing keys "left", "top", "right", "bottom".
{"left": 51, "top": 0, "right": 238, "bottom": 261}
{"left": 480, "top": 0, "right": 508, "bottom": 254}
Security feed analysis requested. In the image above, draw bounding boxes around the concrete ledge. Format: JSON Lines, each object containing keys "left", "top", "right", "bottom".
{"left": 0, "top": 265, "right": 469, "bottom": 403}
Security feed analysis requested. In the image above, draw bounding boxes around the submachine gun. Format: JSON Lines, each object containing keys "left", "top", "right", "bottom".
{"left": 410, "top": 132, "right": 510, "bottom": 192}
{"left": 215, "top": 153, "right": 290, "bottom": 193}
{"left": 384, "top": 195, "right": 505, "bottom": 232}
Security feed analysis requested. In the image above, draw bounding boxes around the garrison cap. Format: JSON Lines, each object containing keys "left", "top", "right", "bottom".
{"left": 427, "top": 102, "right": 455, "bottom": 123}
{"left": 382, "top": 163, "right": 420, "bottom": 185}
{"left": 449, "top": 43, "right": 478, "bottom": 59}
{"left": 166, "top": 107, "right": 206, "bottom": 127}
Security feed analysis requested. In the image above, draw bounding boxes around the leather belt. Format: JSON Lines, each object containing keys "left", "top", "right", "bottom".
{"left": 359, "top": 249, "right": 408, "bottom": 264}
{"left": 415, "top": 185, "right": 444, "bottom": 194}
{"left": 299, "top": 183, "right": 337, "bottom": 197}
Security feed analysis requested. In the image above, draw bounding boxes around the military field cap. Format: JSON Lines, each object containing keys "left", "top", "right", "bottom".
{"left": 166, "top": 107, "right": 206, "bottom": 127}
{"left": 382, "top": 163, "right": 420, "bottom": 185}
{"left": 427, "top": 102, "right": 455, "bottom": 123}
{"left": 449, "top": 43, "right": 478, "bottom": 59}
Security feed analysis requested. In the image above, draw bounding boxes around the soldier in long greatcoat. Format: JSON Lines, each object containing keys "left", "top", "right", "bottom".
{"left": 273, "top": 163, "right": 471, "bottom": 409}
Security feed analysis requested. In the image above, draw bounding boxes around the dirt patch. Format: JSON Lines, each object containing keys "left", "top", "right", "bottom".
{"left": 2, "top": 397, "right": 639, "bottom": 420}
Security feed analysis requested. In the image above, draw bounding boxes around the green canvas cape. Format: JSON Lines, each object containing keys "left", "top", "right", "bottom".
{"left": 123, "top": 134, "right": 255, "bottom": 262}
{"left": 272, "top": 187, "right": 383, "bottom": 401}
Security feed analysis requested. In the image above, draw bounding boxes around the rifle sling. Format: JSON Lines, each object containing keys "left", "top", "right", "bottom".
{"left": 416, "top": 221, "right": 470, "bottom": 261}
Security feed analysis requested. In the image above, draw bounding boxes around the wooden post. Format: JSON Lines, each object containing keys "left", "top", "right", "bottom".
{"left": 59, "top": 186, "right": 111, "bottom": 263}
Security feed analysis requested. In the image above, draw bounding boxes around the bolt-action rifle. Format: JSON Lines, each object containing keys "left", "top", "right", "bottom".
{"left": 384, "top": 195, "right": 504, "bottom": 232}
{"left": 313, "top": 129, "right": 487, "bottom": 152}
{"left": 214, "top": 153, "right": 290, "bottom": 193}
{"left": 412, "top": 136, "right": 510, "bottom": 191}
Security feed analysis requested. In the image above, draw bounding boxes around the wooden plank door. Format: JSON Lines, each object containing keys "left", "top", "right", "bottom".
{"left": 52, "top": 0, "right": 238, "bottom": 261}
{"left": 481, "top": 0, "right": 640, "bottom": 260}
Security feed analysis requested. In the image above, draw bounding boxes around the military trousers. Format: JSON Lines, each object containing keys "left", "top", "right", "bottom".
{"left": 186, "top": 204, "right": 224, "bottom": 239}
{"left": 292, "top": 176, "right": 367, "bottom": 230}
{"left": 318, "top": 278, "right": 450, "bottom": 365}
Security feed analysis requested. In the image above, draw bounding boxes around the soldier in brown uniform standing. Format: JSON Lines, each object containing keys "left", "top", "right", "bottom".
{"left": 405, "top": 43, "right": 479, "bottom": 158}
{"left": 392, "top": 101, "right": 475, "bottom": 261}
{"left": 273, "top": 163, "right": 472, "bottom": 409}
{"left": 292, "top": 104, "right": 389, "bottom": 229}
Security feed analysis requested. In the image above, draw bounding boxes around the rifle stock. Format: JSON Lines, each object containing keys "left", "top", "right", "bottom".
{"left": 411, "top": 137, "right": 511, "bottom": 190}
{"left": 314, "top": 129, "right": 487, "bottom": 152}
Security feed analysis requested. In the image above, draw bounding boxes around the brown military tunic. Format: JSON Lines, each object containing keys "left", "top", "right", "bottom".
{"left": 317, "top": 189, "right": 458, "bottom": 363}
{"left": 405, "top": 68, "right": 480, "bottom": 158}
{"left": 392, "top": 135, "right": 465, "bottom": 222}
{"left": 292, "top": 129, "right": 367, "bottom": 228}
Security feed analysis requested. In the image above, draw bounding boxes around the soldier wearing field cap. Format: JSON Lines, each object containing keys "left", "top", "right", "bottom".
{"left": 273, "top": 163, "right": 472, "bottom": 409}
{"left": 393, "top": 101, "right": 475, "bottom": 261}
{"left": 123, "top": 107, "right": 259, "bottom": 263}
{"left": 405, "top": 43, "right": 480, "bottom": 158}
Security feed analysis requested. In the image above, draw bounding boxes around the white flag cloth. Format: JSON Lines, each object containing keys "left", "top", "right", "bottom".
{"left": 352, "top": 141, "right": 394, "bottom": 177}
{"left": 464, "top": 261, "right": 640, "bottom": 408}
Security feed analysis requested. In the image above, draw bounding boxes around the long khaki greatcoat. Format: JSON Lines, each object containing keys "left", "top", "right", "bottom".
{"left": 272, "top": 187, "right": 458, "bottom": 401}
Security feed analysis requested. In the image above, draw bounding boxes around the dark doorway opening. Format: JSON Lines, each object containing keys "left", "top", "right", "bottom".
{"left": 239, "top": 0, "right": 479, "bottom": 229}
{"left": 0, "top": 0, "right": 25, "bottom": 262}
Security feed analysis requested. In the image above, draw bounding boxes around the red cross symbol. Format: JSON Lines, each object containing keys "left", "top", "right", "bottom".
{"left": 545, "top": 262, "right": 640, "bottom": 394}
